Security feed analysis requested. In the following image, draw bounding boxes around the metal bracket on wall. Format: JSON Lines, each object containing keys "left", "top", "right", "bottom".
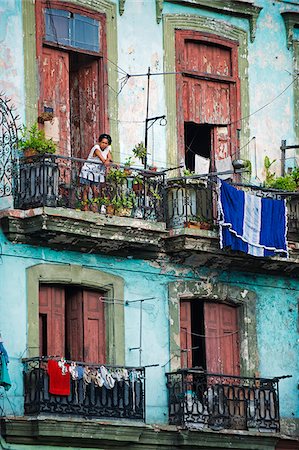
{"left": 119, "top": 0, "right": 126, "bottom": 15}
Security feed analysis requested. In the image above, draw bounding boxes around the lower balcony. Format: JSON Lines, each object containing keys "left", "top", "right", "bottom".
{"left": 23, "top": 357, "right": 145, "bottom": 421}
{"left": 166, "top": 369, "right": 280, "bottom": 432}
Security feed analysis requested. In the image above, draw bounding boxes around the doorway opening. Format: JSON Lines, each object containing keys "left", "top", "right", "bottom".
{"left": 184, "top": 122, "right": 212, "bottom": 173}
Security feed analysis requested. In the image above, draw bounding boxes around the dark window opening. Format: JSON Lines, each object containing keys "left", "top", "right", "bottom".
{"left": 69, "top": 52, "right": 100, "bottom": 158}
{"left": 184, "top": 122, "right": 212, "bottom": 173}
{"left": 191, "top": 301, "right": 206, "bottom": 370}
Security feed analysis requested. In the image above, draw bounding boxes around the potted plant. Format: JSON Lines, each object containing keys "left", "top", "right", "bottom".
{"left": 124, "top": 157, "right": 133, "bottom": 176}
{"left": 16, "top": 123, "right": 59, "bottom": 209}
{"left": 132, "top": 174, "right": 144, "bottom": 193}
{"left": 18, "top": 123, "right": 57, "bottom": 157}
{"left": 107, "top": 167, "right": 129, "bottom": 185}
{"left": 132, "top": 142, "right": 147, "bottom": 164}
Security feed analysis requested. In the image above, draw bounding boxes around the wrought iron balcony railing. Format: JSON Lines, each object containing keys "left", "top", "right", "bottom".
{"left": 166, "top": 369, "right": 280, "bottom": 432}
{"left": 23, "top": 357, "right": 145, "bottom": 421}
{"left": 13, "top": 154, "right": 165, "bottom": 221}
{"left": 6, "top": 154, "right": 299, "bottom": 234}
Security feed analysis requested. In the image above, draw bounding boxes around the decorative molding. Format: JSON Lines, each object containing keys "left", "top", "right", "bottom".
{"left": 158, "top": 0, "right": 262, "bottom": 42}
{"left": 23, "top": 0, "right": 120, "bottom": 161}
{"left": 26, "top": 264, "right": 125, "bottom": 365}
{"left": 119, "top": 0, "right": 126, "bottom": 15}
{"left": 281, "top": 11, "right": 299, "bottom": 49}
{"left": 168, "top": 279, "right": 258, "bottom": 375}
{"left": 163, "top": 15, "right": 250, "bottom": 168}
{"left": 156, "top": 0, "right": 163, "bottom": 24}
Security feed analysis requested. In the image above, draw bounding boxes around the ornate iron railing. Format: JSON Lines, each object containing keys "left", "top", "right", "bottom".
{"left": 166, "top": 369, "right": 280, "bottom": 432}
{"left": 0, "top": 95, "right": 19, "bottom": 199}
{"left": 14, "top": 154, "right": 165, "bottom": 221}
{"left": 22, "top": 357, "right": 145, "bottom": 421}
{"left": 166, "top": 178, "right": 214, "bottom": 229}
{"left": 8, "top": 155, "right": 299, "bottom": 233}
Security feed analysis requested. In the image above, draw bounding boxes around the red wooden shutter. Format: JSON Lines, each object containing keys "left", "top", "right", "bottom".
{"left": 180, "top": 300, "right": 192, "bottom": 368}
{"left": 204, "top": 302, "right": 240, "bottom": 375}
{"left": 66, "top": 289, "right": 84, "bottom": 361}
{"left": 39, "top": 285, "right": 65, "bottom": 357}
{"left": 83, "top": 290, "right": 105, "bottom": 363}
{"left": 39, "top": 47, "right": 70, "bottom": 156}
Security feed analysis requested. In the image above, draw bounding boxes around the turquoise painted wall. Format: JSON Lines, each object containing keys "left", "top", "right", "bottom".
{"left": 0, "top": 228, "right": 298, "bottom": 423}
{"left": 0, "top": 0, "right": 298, "bottom": 430}
{"left": 0, "top": 0, "right": 25, "bottom": 119}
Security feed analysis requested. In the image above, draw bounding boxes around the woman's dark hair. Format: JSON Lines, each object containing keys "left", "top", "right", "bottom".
{"left": 99, "top": 133, "right": 112, "bottom": 145}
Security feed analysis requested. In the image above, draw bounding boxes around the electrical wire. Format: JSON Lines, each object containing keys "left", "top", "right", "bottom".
{"left": 181, "top": 327, "right": 239, "bottom": 339}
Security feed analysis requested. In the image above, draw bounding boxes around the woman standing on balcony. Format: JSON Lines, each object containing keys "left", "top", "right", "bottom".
{"left": 80, "top": 134, "right": 112, "bottom": 211}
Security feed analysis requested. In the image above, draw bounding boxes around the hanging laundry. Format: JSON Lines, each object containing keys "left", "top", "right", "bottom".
{"left": 48, "top": 359, "right": 70, "bottom": 396}
{"left": 195, "top": 154, "right": 210, "bottom": 174}
{"left": 0, "top": 354, "right": 11, "bottom": 391}
{"left": 0, "top": 342, "right": 9, "bottom": 365}
{"left": 218, "top": 180, "right": 288, "bottom": 257}
{"left": 215, "top": 156, "right": 233, "bottom": 180}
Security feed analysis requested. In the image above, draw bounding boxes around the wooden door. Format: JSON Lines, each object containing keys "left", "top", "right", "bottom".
{"left": 83, "top": 290, "right": 106, "bottom": 363}
{"left": 70, "top": 56, "right": 101, "bottom": 159}
{"left": 66, "top": 289, "right": 83, "bottom": 361}
{"left": 175, "top": 30, "right": 240, "bottom": 165}
{"left": 180, "top": 300, "right": 192, "bottom": 368}
{"left": 39, "top": 285, "right": 65, "bottom": 356}
{"left": 204, "top": 303, "right": 240, "bottom": 375}
{"left": 39, "top": 47, "right": 70, "bottom": 156}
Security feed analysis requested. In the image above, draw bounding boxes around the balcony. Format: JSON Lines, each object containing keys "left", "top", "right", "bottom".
{"left": 0, "top": 154, "right": 299, "bottom": 269}
{"left": 166, "top": 369, "right": 280, "bottom": 432}
{"left": 22, "top": 357, "right": 145, "bottom": 421}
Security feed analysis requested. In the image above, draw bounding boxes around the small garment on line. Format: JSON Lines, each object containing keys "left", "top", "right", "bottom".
{"left": 0, "top": 354, "right": 11, "bottom": 391}
{"left": 48, "top": 360, "right": 70, "bottom": 396}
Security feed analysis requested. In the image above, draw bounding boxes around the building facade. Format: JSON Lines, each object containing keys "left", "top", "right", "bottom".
{"left": 0, "top": 0, "right": 298, "bottom": 449}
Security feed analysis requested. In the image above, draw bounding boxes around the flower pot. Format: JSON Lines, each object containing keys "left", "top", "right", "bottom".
{"left": 133, "top": 183, "right": 143, "bottom": 193}
{"left": 106, "top": 204, "right": 114, "bottom": 215}
{"left": 117, "top": 207, "right": 132, "bottom": 217}
{"left": 23, "top": 148, "right": 38, "bottom": 159}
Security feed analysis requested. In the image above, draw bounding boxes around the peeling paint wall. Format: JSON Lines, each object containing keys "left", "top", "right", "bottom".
{"left": 0, "top": 0, "right": 298, "bottom": 434}
{"left": 0, "top": 227, "right": 298, "bottom": 425}
{"left": 0, "top": 0, "right": 25, "bottom": 119}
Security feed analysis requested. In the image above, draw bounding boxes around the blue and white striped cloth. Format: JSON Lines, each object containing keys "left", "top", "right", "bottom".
{"left": 218, "top": 180, "right": 288, "bottom": 258}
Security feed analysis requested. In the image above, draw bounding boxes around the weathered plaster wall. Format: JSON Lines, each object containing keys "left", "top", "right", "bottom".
{"left": 0, "top": 228, "right": 298, "bottom": 424}
{"left": 117, "top": 0, "right": 299, "bottom": 177}
{"left": 0, "top": 0, "right": 25, "bottom": 119}
{"left": 117, "top": 0, "right": 167, "bottom": 169}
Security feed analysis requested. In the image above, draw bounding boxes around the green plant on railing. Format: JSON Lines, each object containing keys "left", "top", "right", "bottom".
{"left": 183, "top": 168, "right": 195, "bottom": 176}
{"left": 269, "top": 175, "right": 297, "bottom": 191}
{"left": 264, "top": 156, "right": 276, "bottom": 185}
{"left": 264, "top": 156, "right": 299, "bottom": 191}
{"left": 243, "top": 159, "right": 252, "bottom": 175}
{"left": 107, "top": 167, "right": 128, "bottom": 184}
{"left": 149, "top": 186, "right": 161, "bottom": 201}
{"left": 18, "top": 123, "right": 57, "bottom": 155}
{"left": 291, "top": 167, "right": 299, "bottom": 185}
{"left": 132, "top": 142, "right": 147, "bottom": 161}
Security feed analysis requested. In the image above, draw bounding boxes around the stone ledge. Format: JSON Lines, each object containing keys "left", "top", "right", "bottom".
{"left": 0, "top": 207, "right": 167, "bottom": 258}
{"left": 2, "top": 416, "right": 294, "bottom": 449}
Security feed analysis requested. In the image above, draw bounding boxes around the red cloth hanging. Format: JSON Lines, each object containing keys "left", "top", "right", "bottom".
{"left": 48, "top": 360, "right": 70, "bottom": 396}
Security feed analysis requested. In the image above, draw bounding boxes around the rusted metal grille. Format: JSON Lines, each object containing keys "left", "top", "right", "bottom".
{"left": 23, "top": 357, "right": 145, "bottom": 421}
{"left": 166, "top": 369, "right": 280, "bottom": 432}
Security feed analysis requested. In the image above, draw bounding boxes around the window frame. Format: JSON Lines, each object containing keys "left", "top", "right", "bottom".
{"left": 27, "top": 264, "right": 125, "bottom": 366}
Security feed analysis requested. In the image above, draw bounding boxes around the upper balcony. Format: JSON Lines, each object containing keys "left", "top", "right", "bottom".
{"left": 0, "top": 154, "right": 299, "bottom": 273}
